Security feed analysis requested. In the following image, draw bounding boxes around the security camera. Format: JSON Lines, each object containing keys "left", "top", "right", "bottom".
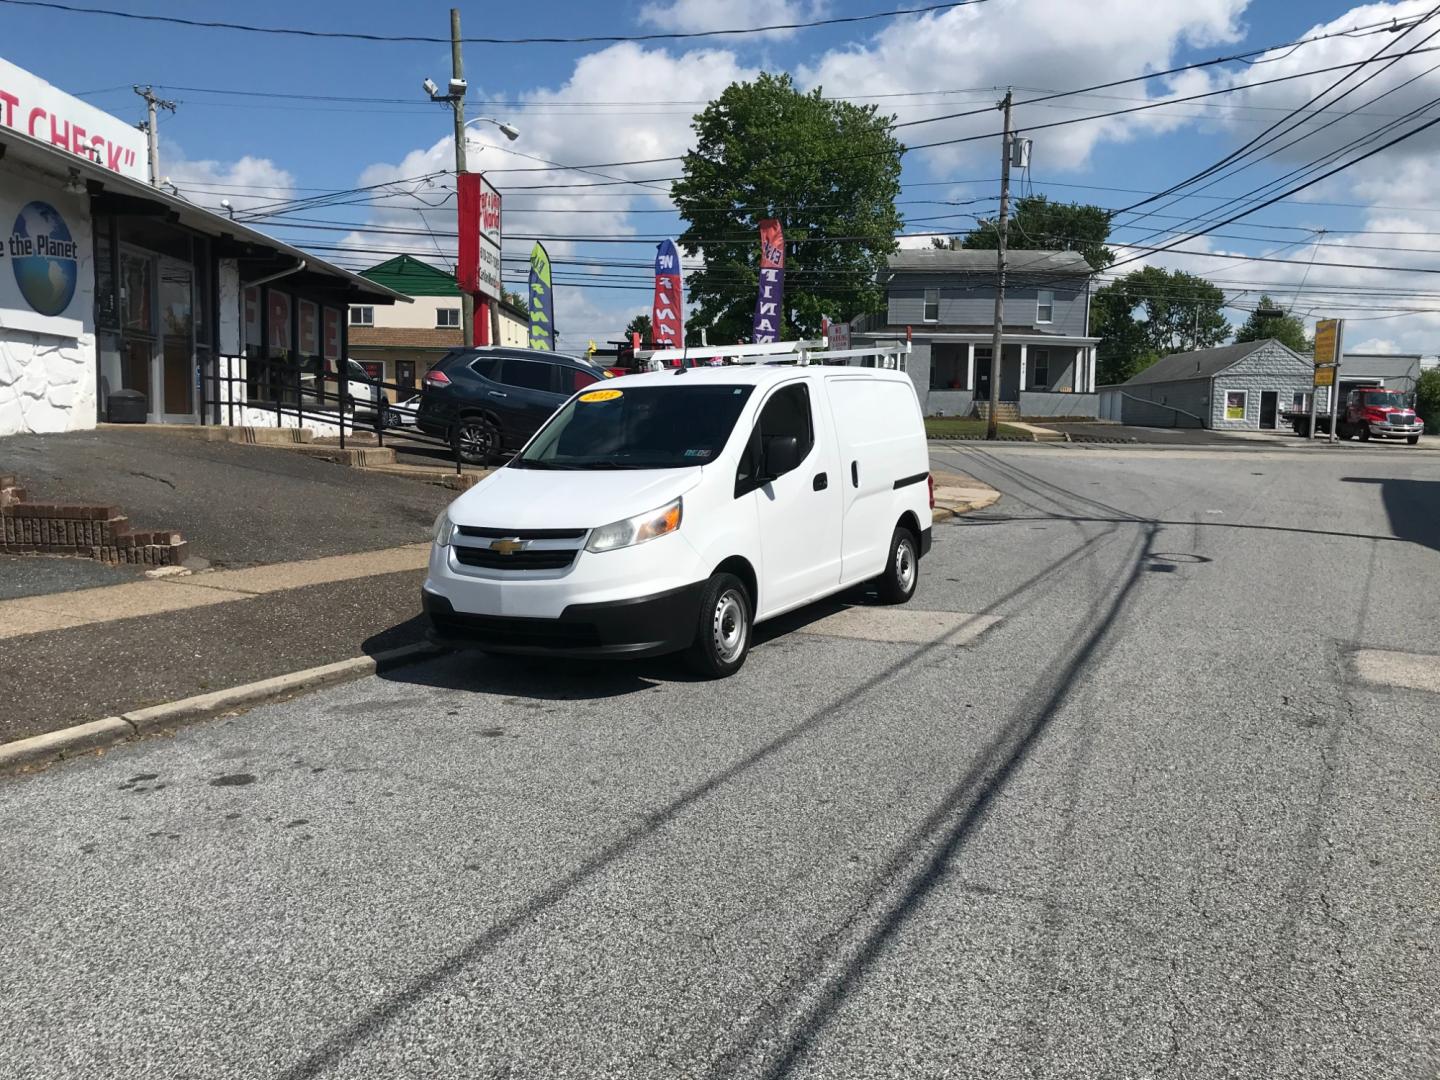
{"left": 447, "top": 77, "right": 467, "bottom": 98}
{"left": 422, "top": 77, "right": 439, "bottom": 98}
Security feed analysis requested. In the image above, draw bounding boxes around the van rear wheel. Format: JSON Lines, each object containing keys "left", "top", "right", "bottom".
{"left": 875, "top": 526, "right": 919, "bottom": 605}
{"left": 684, "top": 573, "right": 751, "bottom": 678}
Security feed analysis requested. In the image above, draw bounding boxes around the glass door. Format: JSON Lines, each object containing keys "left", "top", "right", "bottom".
{"left": 120, "top": 248, "right": 157, "bottom": 412}
{"left": 158, "top": 256, "right": 197, "bottom": 422}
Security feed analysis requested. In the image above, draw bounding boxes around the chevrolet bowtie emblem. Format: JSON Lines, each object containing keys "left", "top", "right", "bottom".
{"left": 489, "top": 538, "right": 525, "bottom": 555}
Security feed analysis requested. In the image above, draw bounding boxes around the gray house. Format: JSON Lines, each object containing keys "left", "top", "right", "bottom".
{"left": 1104, "top": 339, "right": 1314, "bottom": 430}
{"left": 851, "top": 249, "right": 1101, "bottom": 417}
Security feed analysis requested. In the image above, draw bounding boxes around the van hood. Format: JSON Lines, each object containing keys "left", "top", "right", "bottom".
{"left": 447, "top": 465, "right": 704, "bottom": 530}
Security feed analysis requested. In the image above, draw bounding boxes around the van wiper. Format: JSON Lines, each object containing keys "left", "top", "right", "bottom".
{"left": 510, "top": 459, "right": 581, "bottom": 470}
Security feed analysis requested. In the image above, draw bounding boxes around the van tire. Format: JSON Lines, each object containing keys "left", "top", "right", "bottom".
{"left": 453, "top": 415, "right": 500, "bottom": 465}
{"left": 685, "top": 573, "right": 751, "bottom": 678}
{"left": 1408, "top": 435, "right": 1421, "bottom": 445}
{"left": 875, "top": 526, "right": 919, "bottom": 605}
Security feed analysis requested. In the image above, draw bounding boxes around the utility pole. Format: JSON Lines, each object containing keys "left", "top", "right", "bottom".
{"left": 133, "top": 85, "right": 175, "bottom": 186}
{"left": 986, "top": 89, "right": 1013, "bottom": 441}
{"left": 447, "top": 9, "right": 477, "bottom": 348}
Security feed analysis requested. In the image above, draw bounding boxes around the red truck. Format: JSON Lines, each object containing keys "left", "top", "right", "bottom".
{"left": 1284, "top": 386, "right": 1424, "bottom": 443}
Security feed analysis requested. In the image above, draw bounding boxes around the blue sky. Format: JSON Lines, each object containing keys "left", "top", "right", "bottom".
{"left": 5, "top": 0, "right": 1436, "bottom": 353}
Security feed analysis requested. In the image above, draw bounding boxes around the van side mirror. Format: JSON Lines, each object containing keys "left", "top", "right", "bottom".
{"left": 761, "top": 434, "right": 800, "bottom": 480}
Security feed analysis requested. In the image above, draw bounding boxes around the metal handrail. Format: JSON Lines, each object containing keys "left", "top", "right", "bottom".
{"left": 198, "top": 354, "right": 469, "bottom": 473}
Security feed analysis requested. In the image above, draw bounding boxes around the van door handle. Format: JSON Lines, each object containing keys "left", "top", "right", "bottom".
{"left": 851, "top": 461, "right": 859, "bottom": 487}
{"left": 813, "top": 472, "right": 828, "bottom": 491}
{"left": 488, "top": 390, "right": 507, "bottom": 398}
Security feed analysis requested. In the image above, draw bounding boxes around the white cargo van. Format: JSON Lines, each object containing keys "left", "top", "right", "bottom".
{"left": 423, "top": 350, "right": 932, "bottom": 677}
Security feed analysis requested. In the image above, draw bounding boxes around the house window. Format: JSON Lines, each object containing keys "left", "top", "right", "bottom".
{"left": 1224, "top": 390, "right": 1248, "bottom": 422}
{"left": 1036, "top": 290, "right": 1054, "bottom": 324}
{"left": 350, "top": 306, "right": 374, "bottom": 327}
{"left": 436, "top": 307, "right": 460, "bottom": 329}
{"left": 1032, "top": 349, "right": 1050, "bottom": 388}
{"left": 923, "top": 288, "right": 940, "bottom": 322}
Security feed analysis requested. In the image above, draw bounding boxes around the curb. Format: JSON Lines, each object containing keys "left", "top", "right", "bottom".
{"left": 932, "top": 489, "right": 1002, "bottom": 522}
{"left": 0, "top": 641, "right": 446, "bottom": 774}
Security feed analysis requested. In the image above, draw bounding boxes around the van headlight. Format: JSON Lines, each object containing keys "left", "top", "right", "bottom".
{"left": 432, "top": 509, "right": 455, "bottom": 547}
{"left": 586, "top": 498, "right": 682, "bottom": 553}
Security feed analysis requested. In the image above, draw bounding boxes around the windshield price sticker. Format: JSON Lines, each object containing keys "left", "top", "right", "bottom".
{"left": 579, "top": 389, "right": 623, "bottom": 403}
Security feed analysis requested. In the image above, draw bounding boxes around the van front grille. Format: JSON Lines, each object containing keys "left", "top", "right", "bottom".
{"left": 452, "top": 546, "right": 578, "bottom": 571}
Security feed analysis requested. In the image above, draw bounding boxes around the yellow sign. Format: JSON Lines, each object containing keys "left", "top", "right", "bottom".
{"left": 1314, "top": 366, "right": 1335, "bottom": 387}
{"left": 1313, "top": 319, "right": 1340, "bottom": 365}
{"left": 579, "top": 388, "right": 623, "bottom": 403}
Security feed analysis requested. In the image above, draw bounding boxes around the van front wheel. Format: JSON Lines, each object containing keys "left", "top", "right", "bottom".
{"left": 685, "top": 573, "right": 751, "bottom": 678}
{"left": 875, "top": 527, "right": 919, "bottom": 605}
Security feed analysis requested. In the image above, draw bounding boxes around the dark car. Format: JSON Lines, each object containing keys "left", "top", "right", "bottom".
{"left": 416, "top": 347, "right": 608, "bottom": 465}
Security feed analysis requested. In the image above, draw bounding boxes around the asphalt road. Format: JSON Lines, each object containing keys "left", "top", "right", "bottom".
{"left": 2, "top": 442, "right": 1437, "bottom": 1079}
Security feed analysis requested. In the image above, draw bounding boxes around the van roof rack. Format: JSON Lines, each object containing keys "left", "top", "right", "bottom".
{"left": 636, "top": 339, "right": 910, "bottom": 372}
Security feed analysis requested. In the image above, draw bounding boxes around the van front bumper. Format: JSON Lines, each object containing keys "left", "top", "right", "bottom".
{"left": 423, "top": 583, "right": 704, "bottom": 658}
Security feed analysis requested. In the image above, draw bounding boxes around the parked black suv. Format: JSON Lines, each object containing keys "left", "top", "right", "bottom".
{"left": 416, "top": 347, "right": 608, "bottom": 465}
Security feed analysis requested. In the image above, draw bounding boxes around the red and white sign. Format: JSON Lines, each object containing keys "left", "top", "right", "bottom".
{"left": 0, "top": 58, "right": 149, "bottom": 183}
{"left": 826, "top": 320, "right": 851, "bottom": 351}
{"left": 457, "top": 172, "right": 502, "bottom": 300}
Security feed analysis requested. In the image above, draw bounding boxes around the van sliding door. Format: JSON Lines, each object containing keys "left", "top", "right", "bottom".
{"left": 825, "top": 377, "right": 917, "bottom": 585}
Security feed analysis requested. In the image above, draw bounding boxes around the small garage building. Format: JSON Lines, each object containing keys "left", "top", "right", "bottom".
{"left": 1103, "top": 339, "right": 1314, "bottom": 430}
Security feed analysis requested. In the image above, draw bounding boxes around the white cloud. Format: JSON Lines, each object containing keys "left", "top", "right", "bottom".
{"left": 160, "top": 140, "right": 297, "bottom": 215}
{"left": 638, "top": 0, "right": 825, "bottom": 40}
{"left": 799, "top": 0, "right": 1248, "bottom": 175}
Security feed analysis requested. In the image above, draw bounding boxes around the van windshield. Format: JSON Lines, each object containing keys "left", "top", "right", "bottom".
{"left": 513, "top": 384, "right": 754, "bottom": 470}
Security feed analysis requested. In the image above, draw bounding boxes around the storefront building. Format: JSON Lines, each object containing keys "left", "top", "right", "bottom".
{"left": 1, "top": 59, "right": 404, "bottom": 438}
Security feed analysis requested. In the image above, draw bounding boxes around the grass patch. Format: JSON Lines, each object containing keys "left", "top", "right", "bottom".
{"left": 925, "top": 417, "right": 1030, "bottom": 439}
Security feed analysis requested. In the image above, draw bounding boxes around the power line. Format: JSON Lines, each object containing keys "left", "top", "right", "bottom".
{"left": 1115, "top": 7, "right": 1440, "bottom": 221}
{"left": 0, "top": 0, "right": 991, "bottom": 44}
{"left": 890, "top": 16, "right": 1427, "bottom": 130}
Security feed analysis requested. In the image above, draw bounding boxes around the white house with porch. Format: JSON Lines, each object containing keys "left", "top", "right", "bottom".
{"left": 852, "top": 249, "right": 1101, "bottom": 418}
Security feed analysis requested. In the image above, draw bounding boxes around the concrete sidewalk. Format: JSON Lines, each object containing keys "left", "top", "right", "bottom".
{"left": 0, "top": 543, "right": 429, "bottom": 640}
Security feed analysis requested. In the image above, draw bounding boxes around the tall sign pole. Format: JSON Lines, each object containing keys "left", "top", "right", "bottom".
{"left": 448, "top": 8, "right": 477, "bottom": 347}
{"left": 986, "top": 89, "right": 1013, "bottom": 441}
{"left": 1326, "top": 319, "right": 1345, "bottom": 443}
{"left": 1311, "top": 318, "right": 1340, "bottom": 440}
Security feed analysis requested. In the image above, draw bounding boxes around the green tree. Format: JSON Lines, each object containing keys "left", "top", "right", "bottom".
{"left": 671, "top": 72, "right": 903, "bottom": 343}
{"left": 501, "top": 288, "right": 527, "bottom": 311}
{"left": 954, "top": 196, "right": 1115, "bottom": 271}
{"left": 1093, "top": 266, "right": 1229, "bottom": 384}
{"left": 623, "top": 313, "right": 652, "bottom": 342}
{"left": 1234, "top": 295, "right": 1309, "bottom": 353}
{"left": 1416, "top": 367, "right": 1440, "bottom": 434}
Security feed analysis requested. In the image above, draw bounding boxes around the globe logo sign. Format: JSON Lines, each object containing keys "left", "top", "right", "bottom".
{"left": 10, "top": 201, "right": 79, "bottom": 317}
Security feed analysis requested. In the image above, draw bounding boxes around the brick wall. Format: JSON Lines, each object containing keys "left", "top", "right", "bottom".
{"left": 0, "top": 475, "right": 188, "bottom": 567}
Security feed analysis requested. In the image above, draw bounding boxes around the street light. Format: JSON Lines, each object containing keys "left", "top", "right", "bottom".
{"left": 465, "top": 116, "right": 520, "bottom": 142}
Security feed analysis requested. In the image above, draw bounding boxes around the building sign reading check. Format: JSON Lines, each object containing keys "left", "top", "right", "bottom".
{"left": 0, "top": 58, "right": 149, "bottom": 182}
